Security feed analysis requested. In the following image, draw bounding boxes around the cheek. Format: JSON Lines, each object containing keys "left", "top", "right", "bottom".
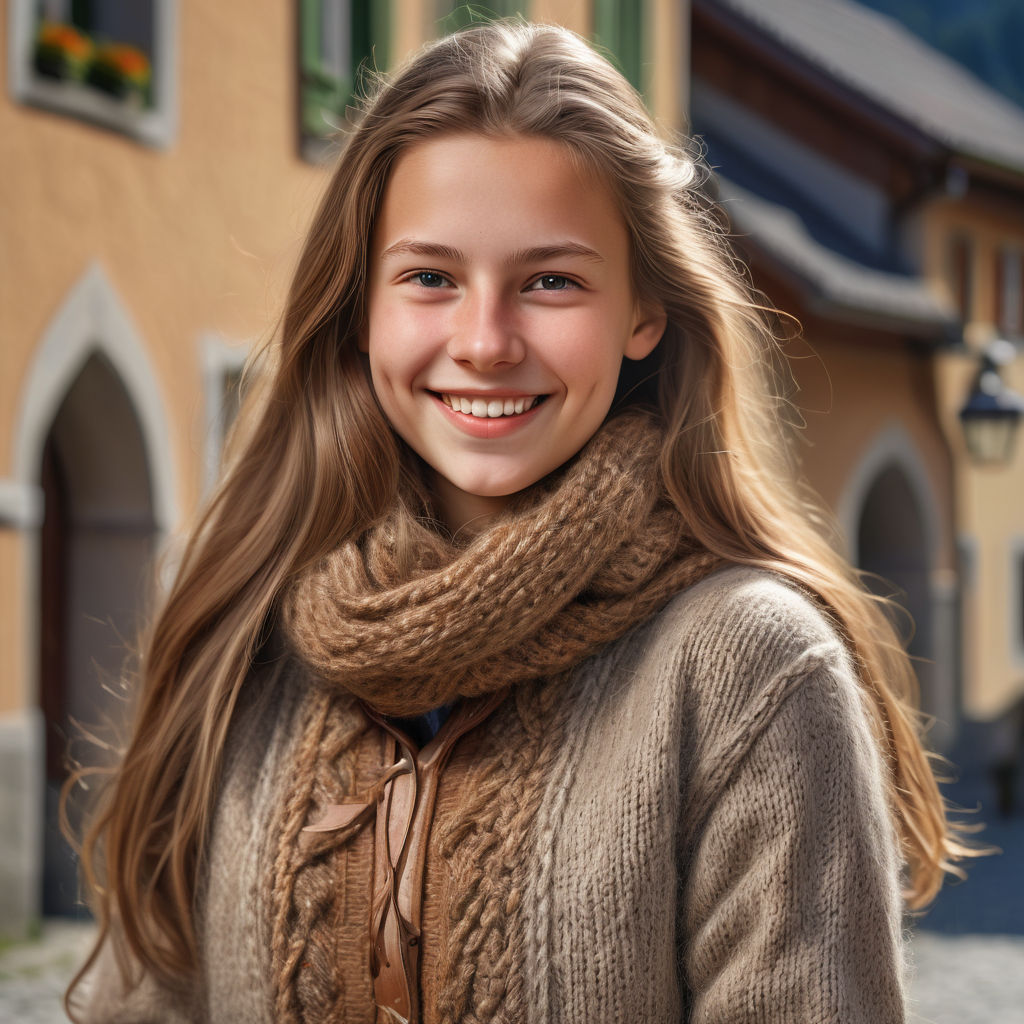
{"left": 547, "top": 332, "right": 628, "bottom": 401}
{"left": 366, "top": 311, "right": 415, "bottom": 386}
{"left": 367, "top": 298, "right": 447, "bottom": 377}
{"left": 367, "top": 344, "right": 401, "bottom": 401}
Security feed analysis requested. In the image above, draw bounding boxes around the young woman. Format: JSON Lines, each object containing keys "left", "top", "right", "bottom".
{"left": 70, "top": 20, "right": 967, "bottom": 1024}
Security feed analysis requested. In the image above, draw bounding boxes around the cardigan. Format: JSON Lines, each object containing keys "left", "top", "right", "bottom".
{"left": 72, "top": 566, "right": 907, "bottom": 1022}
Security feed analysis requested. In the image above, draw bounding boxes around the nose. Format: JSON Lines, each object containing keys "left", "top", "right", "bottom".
{"left": 446, "top": 290, "right": 525, "bottom": 371}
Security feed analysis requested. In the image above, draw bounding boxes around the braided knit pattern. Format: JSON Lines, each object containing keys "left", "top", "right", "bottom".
{"left": 430, "top": 677, "right": 573, "bottom": 1024}
{"left": 268, "top": 688, "right": 376, "bottom": 1024}
{"left": 282, "top": 411, "right": 721, "bottom": 717}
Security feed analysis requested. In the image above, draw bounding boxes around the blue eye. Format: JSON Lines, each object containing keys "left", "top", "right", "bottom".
{"left": 414, "top": 271, "right": 448, "bottom": 288}
{"left": 531, "top": 274, "right": 574, "bottom": 291}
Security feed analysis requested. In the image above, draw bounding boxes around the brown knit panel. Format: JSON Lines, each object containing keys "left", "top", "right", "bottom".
{"left": 429, "top": 678, "right": 573, "bottom": 1024}
{"left": 268, "top": 687, "right": 377, "bottom": 1023}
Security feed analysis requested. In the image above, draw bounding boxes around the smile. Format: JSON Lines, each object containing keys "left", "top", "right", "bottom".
{"left": 438, "top": 393, "right": 543, "bottom": 418}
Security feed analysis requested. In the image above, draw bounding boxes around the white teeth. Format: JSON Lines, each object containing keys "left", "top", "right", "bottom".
{"left": 440, "top": 393, "right": 541, "bottom": 418}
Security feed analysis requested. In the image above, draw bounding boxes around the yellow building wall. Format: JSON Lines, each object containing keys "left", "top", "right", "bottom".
{"left": 649, "top": 0, "right": 687, "bottom": 132}
{"left": 0, "top": 534, "right": 27, "bottom": 715}
{"left": 0, "top": 2, "right": 327, "bottom": 713}
{"left": 924, "top": 198, "right": 1024, "bottom": 718}
{"left": 530, "top": 0, "right": 589, "bottom": 34}
{"left": 794, "top": 333, "right": 954, "bottom": 566}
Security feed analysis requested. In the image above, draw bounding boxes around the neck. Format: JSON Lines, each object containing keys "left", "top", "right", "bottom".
{"left": 431, "top": 476, "right": 514, "bottom": 538}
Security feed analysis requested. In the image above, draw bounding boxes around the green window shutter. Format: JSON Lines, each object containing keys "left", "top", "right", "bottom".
{"left": 351, "top": 0, "right": 389, "bottom": 97}
{"left": 438, "top": 3, "right": 526, "bottom": 36}
{"left": 301, "top": 0, "right": 387, "bottom": 141}
{"left": 593, "top": 0, "right": 643, "bottom": 92}
{"left": 300, "top": 0, "right": 348, "bottom": 138}
{"left": 372, "top": 0, "right": 390, "bottom": 75}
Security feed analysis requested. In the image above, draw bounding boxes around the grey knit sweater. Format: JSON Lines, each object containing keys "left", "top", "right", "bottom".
{"left": 73, "top": 567, "right": 906, "bottom": 1022}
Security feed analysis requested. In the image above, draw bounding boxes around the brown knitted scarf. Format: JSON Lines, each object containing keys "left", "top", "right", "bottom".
{"left": 282, "top": 410, "right": 721, "bottom": 717}
{"left": 271, "top": 410, "right": 723, "bottom": 1022}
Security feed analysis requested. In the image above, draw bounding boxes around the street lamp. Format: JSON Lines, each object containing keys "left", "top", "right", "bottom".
{"left": 958, "top": 338, "right": 1024, "bottom": 466}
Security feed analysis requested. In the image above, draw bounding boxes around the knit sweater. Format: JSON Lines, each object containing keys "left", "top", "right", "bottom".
{"left": 73, "top": 567, "right": 907, "bottom": 1022}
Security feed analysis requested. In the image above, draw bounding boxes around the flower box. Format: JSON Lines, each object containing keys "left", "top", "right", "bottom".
{"left": 85, "top": 43, "right": 152, "bottom": 103}
{"left": 33, "top": 22, "right": 93, "bottom": 81}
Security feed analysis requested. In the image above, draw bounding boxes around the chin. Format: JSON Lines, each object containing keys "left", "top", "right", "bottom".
{"left": 459, "top": 465, "right": 556, "bottom": 498}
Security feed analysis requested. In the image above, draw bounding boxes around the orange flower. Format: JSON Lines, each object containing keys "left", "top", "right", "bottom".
{"left": 93, "top": 43, "right": 151, "bottom": 85}
{"left": 37, "top": 21, "right": 93, "bottom": 61}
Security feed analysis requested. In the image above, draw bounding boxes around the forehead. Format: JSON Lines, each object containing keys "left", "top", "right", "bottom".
{"left": 371, "top": 133, "right": 629, "bottom": 261}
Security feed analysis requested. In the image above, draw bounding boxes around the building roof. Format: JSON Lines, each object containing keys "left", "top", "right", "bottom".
{"left": 717, "top": 177, "right": 956, "bottom": 336}
{"left": 700, "top": 0, "right": 1024, "bottom": 177}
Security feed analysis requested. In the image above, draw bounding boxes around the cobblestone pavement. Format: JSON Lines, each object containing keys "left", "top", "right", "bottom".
{"left": 0, "top": 921, "right": 92, "bottom": 1024}
{"left": 1, "top": 920, "right": 1022, "bottom": 1022}
{"left": 908, "top": 932, "right": 1024, "bottom": 1024}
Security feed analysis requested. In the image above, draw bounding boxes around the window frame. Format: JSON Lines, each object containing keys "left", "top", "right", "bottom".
{"left": 1011, "top": 536, "right": 1024, "bottom": 671}
{"left": 201, "top": 334, "right": 250, "bottom": 493}
{"left": 947, "top": 231, "right": 974, "bottom": 324}
{"left": 8, "top": 0, "right": 178, "bottom": 147}
{"left": 995, "top": 244, "right": 1024, "bottom": 341}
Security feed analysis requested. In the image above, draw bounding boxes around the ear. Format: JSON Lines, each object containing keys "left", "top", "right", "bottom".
{"left": 624, "top": 300, "right": 667, "bottom": 361}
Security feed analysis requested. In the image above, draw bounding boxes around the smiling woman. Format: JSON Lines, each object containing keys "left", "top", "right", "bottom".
{"left": 363, "top": 132, "right": 665, "bottom": 530}
{"left": 68, "top": 20, "right": 969, "bottom": 1024}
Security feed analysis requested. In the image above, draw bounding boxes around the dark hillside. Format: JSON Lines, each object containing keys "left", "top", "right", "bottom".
{"left": 856, "top": 0, "right": 1024, "bottom": 109}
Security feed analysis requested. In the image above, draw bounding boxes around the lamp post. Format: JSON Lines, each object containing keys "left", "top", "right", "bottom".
{"left": 958, "top": 338, "right": 1024, "bottom": 466}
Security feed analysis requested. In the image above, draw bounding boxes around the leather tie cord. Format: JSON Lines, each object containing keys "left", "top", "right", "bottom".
{"left": 303, "top": 691, "right": 508, "bottom": 1023}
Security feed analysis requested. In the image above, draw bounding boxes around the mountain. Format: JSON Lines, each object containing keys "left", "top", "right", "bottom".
{"left": 855, "top": 0, "right": 1024, "bottom": 109}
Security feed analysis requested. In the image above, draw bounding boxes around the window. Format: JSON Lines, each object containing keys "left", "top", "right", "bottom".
{"left": 202, "top": 336, "right": 250, "bottom": 492}
{"left": 593, "top": 0, "right": 644, "bottom": 92}
{"left": 995, "top": 246, "right": 1024, "bottom": 340}
{"left": 947, "top": 233, "right": 974, "bottom": 323}
{"left": 1012, "top": 539, "right": 1024, "bottom": 668}
{"left": 299, "top": 0, "right": 388, "bottom": 159}
{"left": 8, "top": 0, "right": 177, "bottom": 146}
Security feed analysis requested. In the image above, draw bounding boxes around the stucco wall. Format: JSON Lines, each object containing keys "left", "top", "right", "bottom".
{"left": 1, "top": 2, "right": 329, "bottom": 711}
{"left": 925, "top": 198, "right": 1024, "bottom": 718}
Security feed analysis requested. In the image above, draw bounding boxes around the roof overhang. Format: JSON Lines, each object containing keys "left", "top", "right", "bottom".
{"left": 717, "top": 178, "right": 959, "bottom": 342}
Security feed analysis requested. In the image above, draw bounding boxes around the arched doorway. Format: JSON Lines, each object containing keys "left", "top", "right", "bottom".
{"left": 39, "top": 352, "right": 156, "bottom": 916}
{"left": 856, "top": 463, "right": 937, "bottom": 726}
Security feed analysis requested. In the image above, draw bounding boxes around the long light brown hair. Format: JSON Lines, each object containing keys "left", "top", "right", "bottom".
{"left": 70, "top": 19, "right": 969, "bottom": 997}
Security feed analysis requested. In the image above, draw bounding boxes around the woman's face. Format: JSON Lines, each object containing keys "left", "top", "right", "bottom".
{"left": 363, "top": 133, "right": 665, "bottom": 532}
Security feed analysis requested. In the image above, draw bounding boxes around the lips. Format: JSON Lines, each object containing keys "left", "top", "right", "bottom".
{"left": 438, "top": 393, "right": 543, "bottom": 418}
{"left": 431, "top": 391, "right": 548, "bottom": 439}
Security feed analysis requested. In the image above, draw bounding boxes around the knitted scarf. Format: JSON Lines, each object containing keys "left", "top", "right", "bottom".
{"left": 271, "top": 410, "right": 723, "bottom": 1022}
{"left": 282, "top": 409, "right": 721, "bottom": 717}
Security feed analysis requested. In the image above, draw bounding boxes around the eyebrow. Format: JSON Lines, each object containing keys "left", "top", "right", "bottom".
{"left": 379, "top": 239, "right": 605, "bottom": 265}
